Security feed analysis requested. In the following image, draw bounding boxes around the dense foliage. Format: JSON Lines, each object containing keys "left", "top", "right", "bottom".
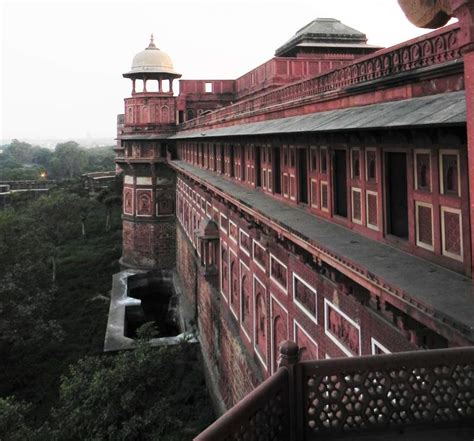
{"left": 0, "top": 181, "right": 214, "bottom": 440}
{"left": 0, "top": 139, "right": 115, "bottom": 180}
{"left": 0, "top": 185, "right": 122, "bottom": 413}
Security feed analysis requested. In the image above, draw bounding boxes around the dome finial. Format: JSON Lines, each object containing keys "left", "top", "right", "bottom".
{"left": 148, "top": 33, "right": 157, "bottom": 49}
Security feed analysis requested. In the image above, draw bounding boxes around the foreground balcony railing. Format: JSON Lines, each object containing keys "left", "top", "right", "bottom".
{"left": 195, "top": 342, "right": 474, "bottom": 440}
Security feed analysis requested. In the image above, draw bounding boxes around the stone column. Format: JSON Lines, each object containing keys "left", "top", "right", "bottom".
{"left": 278, "top": 340, "right": 299, "bottom": 441}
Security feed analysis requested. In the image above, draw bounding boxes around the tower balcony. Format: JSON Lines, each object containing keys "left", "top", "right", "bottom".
{"left": 195, "top": 342, "right": 474, "bottom": 440}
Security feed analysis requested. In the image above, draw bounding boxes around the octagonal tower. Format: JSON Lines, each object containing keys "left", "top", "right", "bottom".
{"left": 117, "top": 35, "right": 181, "bottom": 269}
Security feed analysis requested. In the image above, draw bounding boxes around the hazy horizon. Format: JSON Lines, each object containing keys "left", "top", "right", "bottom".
{"left": 1, "top": 0, "right": 449, "bottom": 141}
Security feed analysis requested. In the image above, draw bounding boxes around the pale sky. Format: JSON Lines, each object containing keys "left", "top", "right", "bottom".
{"left": 0, "top": 0, "right": 444, "bottom": 142}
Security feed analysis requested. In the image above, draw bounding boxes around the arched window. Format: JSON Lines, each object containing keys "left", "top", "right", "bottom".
{"left": 446, "top": 166, "right": 456, "bottom": 192}
{"left": 420, "top": 164, "right": 428, "bottom": 188}
{"left": 230, "top": 260, "right": 238, "bottom": 307}
{"left": 354, "top": 159, "right": 360, "bottom": 178}
{"left": 221, "top": 247, "right": 228, "bottom": 295}
{"left": 187, "top": 109, "right": 194, "bottom": 121}
{"left": 241, "top": 275, "right": 250, "bottom": 329}
{"left": 368, "top": 159, "right": 376, "bottom": 180}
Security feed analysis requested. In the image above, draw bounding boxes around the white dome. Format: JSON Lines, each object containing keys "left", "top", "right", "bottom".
{"left": 124, "top": 35, "right": 180, "bottom": 78}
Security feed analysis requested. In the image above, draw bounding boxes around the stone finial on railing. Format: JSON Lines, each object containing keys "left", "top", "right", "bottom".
{"left": 277, "top": 340, "right": 299, "bottom": 369}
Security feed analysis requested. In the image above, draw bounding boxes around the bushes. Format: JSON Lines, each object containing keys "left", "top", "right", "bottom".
{"left": 50, "top": 338, "right": 213, "bottom": 441}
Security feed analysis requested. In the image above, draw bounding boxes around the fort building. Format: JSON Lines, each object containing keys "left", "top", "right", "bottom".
{"left": 115, "top": 2, "right": 474, "bottom": 438}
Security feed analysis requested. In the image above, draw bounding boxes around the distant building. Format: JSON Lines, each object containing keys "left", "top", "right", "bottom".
{"left": 116, "top": 3, "right": 474, "bottom": 438}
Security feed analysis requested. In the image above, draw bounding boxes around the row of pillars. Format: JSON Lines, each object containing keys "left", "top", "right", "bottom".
{"left": 132, "top": 77, "right": 174, "bottom": 94}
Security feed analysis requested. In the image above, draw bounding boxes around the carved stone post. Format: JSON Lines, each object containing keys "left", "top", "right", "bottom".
{"left": 278, "top": 340, "right": 299, "bottom": 441}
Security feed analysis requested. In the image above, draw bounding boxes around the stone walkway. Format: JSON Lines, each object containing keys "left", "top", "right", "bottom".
{"left": 172, "top": 160, "right": 474, "bottom": 339}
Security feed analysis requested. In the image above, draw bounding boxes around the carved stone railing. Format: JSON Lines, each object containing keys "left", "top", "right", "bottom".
{"left": 194, "top": 367, "right": 290, "bottom": 441}
{"left": 182, "top": 23, "right": 461, "bottom": 131}
{"left": 299, "top": 346, "right": 474, "bottom": 439}
{"left": 194, "top": 343, "right": 474, "bottom": 440}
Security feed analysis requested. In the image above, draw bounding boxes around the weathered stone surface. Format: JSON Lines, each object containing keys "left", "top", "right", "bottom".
{"left": 398, "top": 0, "right": 452, "bottom": 28}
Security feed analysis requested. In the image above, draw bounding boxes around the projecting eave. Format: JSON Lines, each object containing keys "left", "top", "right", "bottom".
{"left": 119, "top": 133, "right": 174, "bottom": 140}
{"left": 170, "top": 91, "right": 466, "bottom": 140}
{"left": 294, "top": 41, "right": 382, "bottom": 50}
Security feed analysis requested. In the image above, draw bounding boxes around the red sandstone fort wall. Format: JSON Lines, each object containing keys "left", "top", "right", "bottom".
{"left": 175, "top": 174, "right": 423, "bottom": 409}
{"left": 177, "top": 225, "right": 260, "bottom": 409}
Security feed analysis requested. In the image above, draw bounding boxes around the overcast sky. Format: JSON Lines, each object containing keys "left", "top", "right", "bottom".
{"left": 1, "top": 0, "right": 444, "bottom": 142}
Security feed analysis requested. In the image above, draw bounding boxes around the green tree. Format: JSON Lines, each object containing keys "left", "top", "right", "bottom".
{"left": 52, "top": 142, "right": 86, "bottom": 179}
{"left": 31, "top": 147, "right": 53, "bottom": 170}
{"left": 6, "top": 139, "right": 34, "bottom": 164}
{"left": 50, "top": 332, "right": 213, "bottom": 441}
{"left": 96, "top": 175, "right": 122, "bottom": 232}
{"left": 26, "top": 191, "right": 88, "bottom": 282}
{"left": 0, "top": 396, "right": 35, "bottom": 441}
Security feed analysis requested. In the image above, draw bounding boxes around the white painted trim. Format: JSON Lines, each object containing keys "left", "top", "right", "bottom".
{"left": 228, "top": 248, "right": 239, "bottom": 320}
{"left": 310, "top": 146, "right": 318, "bottom": 173}
{"left": 253, "top": 275, "right": 268, "bottom": 371}
{"left": 220, "top": 213, "right": 228, "bottom": 234}
{"left": 365, "top": 147, "right": 377, "bottom": 181}
{"left": 293, "top": 319, "right": 319, "bottom": 361}
{"left": 270, "top": 294, "right": 289, "bottom": 374}
{"left": 324, "top": 298, "right": 361, "bottom": 357}
{"left": 351, "top": 187, "right": 363, "bottom": 225}
{"left": 320, "top": 147, "right": 328, "bottom": 174}
{"left": 283, "top": 172, "right": 289, "bottom": 198}
{"left": 371, "top": 337, "right": 391, "bottom": 355}
{"left": 350, "top": 147, "right": 361, "bottom": 180}
{"left": 320, "top": 180, "right": 329, "bottom": 212}
{"left": 135, "top": 188, "right": 153, "bottom": 217}
{"left": 439, "top": 149, "right": 461, "bottom": 196}
{"left": 220, "top": 240, "right": 229, "bottom": 303}
{"left": 289, "top": 174, "right": 296, "bottom": 201}
{"left": 292, "top": 272, "right": 318, "bottom": 324}
{"left": 123, "top": 187, "right": 134, "bottom": 215}
{"left": 269, "top": 253, "right": 288, "bottom": 294}
{"left": 441, "top": 206, "right": 463, "bottom": 261}
{"left": 229, "top": 219, "right": 238, "bottom": 244}
{"left": 239, "top": 229, "right": 251, "bottom": 256}
{"left": 366, "top": 190, "right": 379, "bottom": 231}
{"left": 415, "top": 201, "right": 434, "bottom": 251}
{"left": 413, "top": 149, "right": 432, "bottom": 191}
{"left": 239, "top": 259, "right": 251, "bottom": 342}
{"left": 252, "top": 239, "right": 267, "bottom": 273}
{"left": 310, "top": 178, "right": 318, "bottom": 208}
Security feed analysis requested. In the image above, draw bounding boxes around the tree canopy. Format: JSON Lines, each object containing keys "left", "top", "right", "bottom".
{"left": 0, "top": 140, "right": 115, "bottom": 180}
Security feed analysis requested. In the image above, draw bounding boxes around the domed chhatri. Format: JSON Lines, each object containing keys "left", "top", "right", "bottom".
{"left": 123, "top": 34, "right": 181, "bottom": 79}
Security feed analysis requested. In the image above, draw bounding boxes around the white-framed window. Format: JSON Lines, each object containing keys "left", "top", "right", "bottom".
{"left": 292, "top": 272, "right": 317, "bottom": 324}
{"left": 324, "top": 299, "right": 361, "bottom": 357}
